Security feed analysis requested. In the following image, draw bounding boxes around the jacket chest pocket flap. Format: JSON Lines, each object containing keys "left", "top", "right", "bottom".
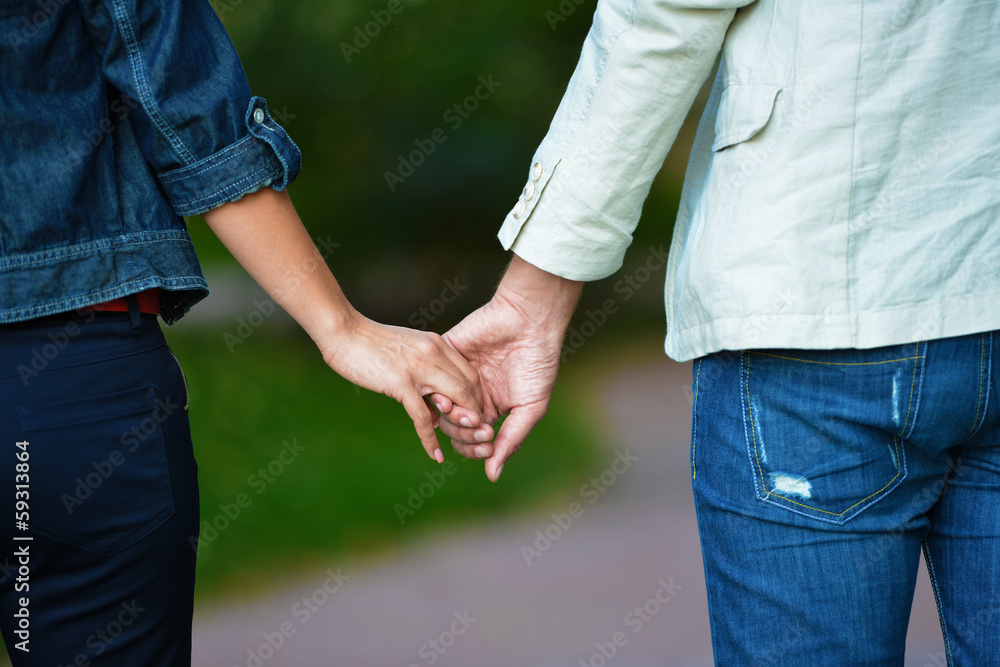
{"left": 712, "top": 84, "right": 781, "bottom": 152}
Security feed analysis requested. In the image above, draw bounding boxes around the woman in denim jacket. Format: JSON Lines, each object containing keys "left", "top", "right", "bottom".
{"left": 0, "top": 1, "right": 492, "bottom": 662}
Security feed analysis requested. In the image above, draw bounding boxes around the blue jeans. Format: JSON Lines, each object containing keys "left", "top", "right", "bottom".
{"left": 691, "top": 332, "right": 1000, "bottom": 665}
{"left": 0, "top": 310, "right": 198, "bottom": 665}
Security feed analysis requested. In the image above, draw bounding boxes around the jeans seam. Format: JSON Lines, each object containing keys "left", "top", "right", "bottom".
{"left": 922, "top": 540, "right": 955, "bottom": 666}
{"left": 750, "top": 351, "right": 923, "bottom": 366}
{"left": 899, "top": 343, "right": 923, "bottom": 439}
{"left": 692, "top": 358, "right": 703, "bottom": 481}
{"left": 961, "top": 333, "right": 989, "bottom": 442}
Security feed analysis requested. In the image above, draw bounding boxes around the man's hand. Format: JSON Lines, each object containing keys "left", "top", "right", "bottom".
{"left": 202, "top": 188, "right": 485, "bottom": 463}
{"left": 434, "top": 255, "right": 582, "bottom": 481}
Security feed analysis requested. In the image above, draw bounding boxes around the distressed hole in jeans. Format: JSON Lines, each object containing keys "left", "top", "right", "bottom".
{"left": 768, "top": 473, "right": 813, "bottom": 500}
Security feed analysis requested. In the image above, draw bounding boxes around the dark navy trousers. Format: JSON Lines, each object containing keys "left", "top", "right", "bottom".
{"left": 0, "top": 309, "right": 198, "bottom": 665}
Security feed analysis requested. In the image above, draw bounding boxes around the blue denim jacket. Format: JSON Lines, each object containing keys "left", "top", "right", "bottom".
{"left": 0, "top": 0, "right": 301, "bottom": 324}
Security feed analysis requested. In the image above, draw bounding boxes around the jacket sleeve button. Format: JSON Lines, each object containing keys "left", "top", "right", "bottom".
{"left": 512, "top": 200, "right": 527, "bottom": 219}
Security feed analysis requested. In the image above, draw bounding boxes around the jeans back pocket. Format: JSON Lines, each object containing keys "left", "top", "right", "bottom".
{"left": 17, "top": 384, "right": 175, "bottom": 556}
{"left": 741, "top": 347, "right": 925, "bottom": 524}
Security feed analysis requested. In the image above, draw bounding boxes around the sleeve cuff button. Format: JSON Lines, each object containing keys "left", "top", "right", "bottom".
{"left": 512, "top": 200, "right": 527, "bottom": 219}
{"left": 253, "top": 108, "right": 266, "bottom": 124}
{"left": 531, "top": 161, "right": 543, "bottom": 181}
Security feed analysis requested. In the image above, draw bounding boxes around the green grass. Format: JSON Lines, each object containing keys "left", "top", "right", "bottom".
{"left": 162, "top": 326, "right": 603, "bottom": 600}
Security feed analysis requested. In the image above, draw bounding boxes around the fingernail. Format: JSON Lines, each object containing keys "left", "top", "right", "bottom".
{"left": 434, "top": 402, "right": 444, "bottom": 411}
{"left": 434, "top": 448, "right": 444, "bottom": 463}
{"left": 460, "top": 417, "right": 472, "bottom": 427}
{"left": 494, "top": 464, "right": 504, "bottom": 481}
{"left": 475, "top": 445, "right": 490, "bottom": 458}
{"left": 474, "top": 429, "right": 491, "bottom": 443}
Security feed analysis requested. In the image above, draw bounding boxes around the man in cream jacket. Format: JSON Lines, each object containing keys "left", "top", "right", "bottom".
{"left": 438, "top": 1, "right": 1000, "bottom": 663}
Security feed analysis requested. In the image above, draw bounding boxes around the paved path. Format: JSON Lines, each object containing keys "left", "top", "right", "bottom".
{"left": 191, "top": 356, "right": 947, "bottom": 666}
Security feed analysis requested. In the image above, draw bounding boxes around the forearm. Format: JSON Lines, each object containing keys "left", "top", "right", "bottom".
{"left": 496, "top": 254, "right": 583, "bottom": 334}
{"left": 201, "top": 187, "right": 355, "bottom": 357}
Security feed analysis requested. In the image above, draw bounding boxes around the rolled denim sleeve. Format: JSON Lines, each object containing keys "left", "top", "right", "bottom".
{"left": 77, "top": 0, "right": 301, "bottom": 216}
{"left": 498, "top": 0, "right": 752, "bottom": 281}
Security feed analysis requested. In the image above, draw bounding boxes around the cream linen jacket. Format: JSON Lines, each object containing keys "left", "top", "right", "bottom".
{"left": 497, "top": 0, "right": 1000, "bottom": 362}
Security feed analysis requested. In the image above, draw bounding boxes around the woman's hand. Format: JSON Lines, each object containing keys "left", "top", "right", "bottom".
{"left": 321, "top": 312, "right": 492, "bottom": 462}
{"left": 202, "top": 188, "right": 490, "bottom": 462}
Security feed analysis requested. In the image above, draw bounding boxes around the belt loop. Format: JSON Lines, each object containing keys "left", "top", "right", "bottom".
{"left": 126, "top": 293, "right": 142, "bottom": 329}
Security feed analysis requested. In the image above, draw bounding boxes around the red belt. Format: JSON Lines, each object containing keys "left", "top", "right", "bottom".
{"left": 83, "top": 288, "right": 161, "bottom": 316}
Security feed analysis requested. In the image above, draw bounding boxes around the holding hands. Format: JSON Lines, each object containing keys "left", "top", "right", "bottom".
{"left": 204, "top": 188, "right": 580, "bottom": 474}
{"left": 433, "top": 256, "right": 582, "bottom": 481}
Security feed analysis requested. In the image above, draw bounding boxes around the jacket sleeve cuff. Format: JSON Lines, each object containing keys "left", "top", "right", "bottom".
{"left": 157, "top": 97, "right": 302, "bottom": 216}
{"left": 497, "top": 153, "right": 633, "bottom": 282}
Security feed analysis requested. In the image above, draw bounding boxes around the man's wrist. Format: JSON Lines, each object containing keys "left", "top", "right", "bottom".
{"left": 495, "top": 254, "right": 582, "bottom": 331}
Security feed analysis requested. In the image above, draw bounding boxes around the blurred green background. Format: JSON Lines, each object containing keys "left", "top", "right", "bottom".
{"left": 170, "top": 0, "right": 705, "bottom": 600}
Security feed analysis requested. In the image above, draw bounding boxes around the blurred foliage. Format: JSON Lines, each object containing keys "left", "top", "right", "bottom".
{"left": 189, "top": 0, "right": 709, "bottom": 331}
{"left": 162, "top": 326, "right": 603, "bottom": 600}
